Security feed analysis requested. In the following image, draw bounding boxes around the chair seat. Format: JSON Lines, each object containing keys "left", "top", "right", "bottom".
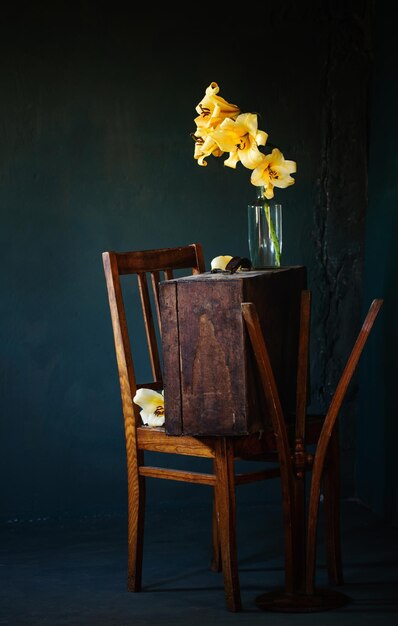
{"left": 136, "top": 426, "right": 217, "bottom": 457}
{"left": 136, "top": 418, "right": 326, "bottom": 461}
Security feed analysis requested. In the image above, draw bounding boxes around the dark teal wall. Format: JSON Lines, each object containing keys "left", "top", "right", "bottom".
{"left": 358, "top": 12, "right": 398, "bottom": 525}
{"left": 0, "top": 3, "right": 382, "bottom": 521}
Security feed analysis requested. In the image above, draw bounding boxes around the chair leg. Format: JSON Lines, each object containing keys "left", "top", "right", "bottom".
{"left": 323, "top": 425, "right": 343, "bottom": 585}
{"left": 214, "top": 438, "right": 241, "bottom": 612}
{"left": 306, "top": 299, "right": 383, "bottom": 595}
{"left": 293, "top": 474, "right": 307, "bottom": 592}
{"left": 211, "top": 486, "right": 222, "bottom": 572}
{"left": 127, "top": 462, "right": 146, "bottom": 592}
{"left": 241, "top": 301, "right": 296, "bottom": 594}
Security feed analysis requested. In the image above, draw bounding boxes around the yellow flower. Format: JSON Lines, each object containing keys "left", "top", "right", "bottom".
{"left": 133, "top": 388, "right": 165, "bottom": 427}
{"left": 251, "top": 148, "right": 297, "bottom": 199}
{"left": 194, "top": 82, "right": 240, "bottom": 134}
{"left": 191, "top": 82, "right": 297, "bottom": 222}
{"left": 210, "top": 255, "right": 233, "bottom": 271}
{"left": 210, "top": 113, "right": 268, "bottom": 170}
{"left": 193, "top": 133, "right": 224, "bottom": 167}
{"left": 193, "top": 82, "right": 240, "bottom": 167}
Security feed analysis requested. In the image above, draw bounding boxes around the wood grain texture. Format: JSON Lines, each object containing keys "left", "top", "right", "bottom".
{"left": 158, "top": 281, "right": 182, "bottom": 434}
{"left": 323, "top": 424, "right": 343, "bottom": 586}
{"left": 243, "top": 267, "right": 307, "bottom": 424}
{"left": 102, "top": 251, "right": 144, "bottom": 591}
{"left": 138, "top": 466, "right": 216, "bottom": 485}
{"left": 214, "top": 438, "right": 241, "bottom": 612}
{"left": 160, "top": 267, "right": 307, "bottom": 436}
{"left": 137, "top": 272, "right": 162, "bottom": 382}
{"left": 115, "top": 245, "right": 205, "bottom": 275}
{"left": 305, "top": 298, "right": 384, "bottom": 595}
{"left": 136, "top": 427, "right": 215, "bottom": 457}
{"left": 178, "top": 278, "right": 244, "bottom": 435}
{"left": 295, "top": 290, "right": 312, "bottom": 442}
{"left": 241, "top": 301, "right": 296, "bottom": 593}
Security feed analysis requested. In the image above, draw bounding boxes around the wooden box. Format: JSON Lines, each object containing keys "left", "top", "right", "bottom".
{"left": 159, "top": 266, "right": 307, "bottom": 436}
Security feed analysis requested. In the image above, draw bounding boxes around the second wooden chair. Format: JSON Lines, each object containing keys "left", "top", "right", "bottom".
{"left": 242, "top": 293, "right": 383, "bottom": 611}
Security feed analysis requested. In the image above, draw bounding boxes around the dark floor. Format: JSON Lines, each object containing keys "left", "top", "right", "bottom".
{"left": 1, "top": 495, "right": 397, "bottom": 626}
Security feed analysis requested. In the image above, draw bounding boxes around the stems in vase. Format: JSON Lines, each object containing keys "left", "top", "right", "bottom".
{"left": 264, "top": 204, "right": 281, "bottom": 267}
{"left": 248, "top": 186, "right": 283, "bottom": 269}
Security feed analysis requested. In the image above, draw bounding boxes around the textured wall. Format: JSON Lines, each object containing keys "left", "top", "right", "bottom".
{"left": 0, "top": 2, "right": 375, "bottom": 520}
{"left": 310, "top": 2, "right": 374, "bottom": 493}
{"left": 358, "top": 10, "right": 398, "bottom": 525}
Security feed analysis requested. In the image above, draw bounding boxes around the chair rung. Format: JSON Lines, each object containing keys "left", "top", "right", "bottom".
{"left": 138, "top": 466, "right": 216, "bottom": 485}
{"left": 235, "top": 468, "right": 280, "bottom": 485}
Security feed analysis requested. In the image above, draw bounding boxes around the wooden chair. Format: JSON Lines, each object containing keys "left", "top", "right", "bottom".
{"left": 102, "top": 244, "right": 352, "bottom": 611}
{"left": 103, "top": 243, "right": 289, "bottom": 612}
{"left": 242, "top": 292, "right": 383, "bottom": 611}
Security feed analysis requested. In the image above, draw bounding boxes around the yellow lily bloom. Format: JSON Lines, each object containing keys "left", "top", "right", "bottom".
{"left": 133, "top": 388, "right": 165, "bottom": 427}
{"left": 210, "top": 255, "right": 233, "bottom": 271}
{"left": 193, "top": 82, "right": 241, "bottom": 166}
{"left": 193, "top": 132, "right": 224, "bottom": 167}
{"left": 210, "top": 113, "right": 268, "bottom": 170}
{"left": 251, "top": 148, "right": 297, "bottom": 199}
{"left": 194, "top": 82, "right": 240, "bottom": 134}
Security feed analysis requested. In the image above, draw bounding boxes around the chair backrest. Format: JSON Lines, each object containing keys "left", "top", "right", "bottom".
{"left": 102, "top": 243, "right": 205, "bottom": 428}
{"left": 242, "top": 294, "right": 383, "bottom": 595}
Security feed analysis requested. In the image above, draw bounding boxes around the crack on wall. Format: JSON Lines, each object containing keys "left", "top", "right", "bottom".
{"left": 313, "top": 12, "right": 334, "bottom": 410}
{"left": 311, "top": 3, "right": 374, "bottom": 493}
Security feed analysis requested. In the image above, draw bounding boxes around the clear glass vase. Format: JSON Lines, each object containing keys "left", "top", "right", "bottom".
{"left": 248, "top": 186, "right": 282, "bottom": 268}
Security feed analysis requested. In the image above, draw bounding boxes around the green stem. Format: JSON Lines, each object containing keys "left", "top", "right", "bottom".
{"left": 264, "top": 204, "right": 281, "bottom": 267}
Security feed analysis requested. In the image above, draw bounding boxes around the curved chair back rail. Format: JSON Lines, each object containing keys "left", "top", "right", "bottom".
{"left": 242, "top": 296, "right": 384, "bottom": 610}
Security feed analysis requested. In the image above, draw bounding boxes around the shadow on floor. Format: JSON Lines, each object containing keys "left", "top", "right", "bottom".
{"left": 1, "top": 498, "right": 397, "bottom": 625}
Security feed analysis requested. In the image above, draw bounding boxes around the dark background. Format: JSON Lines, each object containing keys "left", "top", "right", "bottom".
{"left": 0, "top": 1, "right": 396, "bottom": 526}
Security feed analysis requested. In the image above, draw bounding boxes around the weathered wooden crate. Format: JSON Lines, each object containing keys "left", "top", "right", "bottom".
{"left": 159, "top": 266, "right": 307, "bottom": 436}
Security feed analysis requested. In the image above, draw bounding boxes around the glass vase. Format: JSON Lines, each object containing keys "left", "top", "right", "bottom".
{"left": 248, "top": 186, "right": 282, "bottom": 268}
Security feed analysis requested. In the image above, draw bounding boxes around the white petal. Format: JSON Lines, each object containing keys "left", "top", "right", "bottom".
{"left": 139, "top": 410, "right": 152, "bottom": 425}
{"left": 146, "top": 414, "right": 165, "bottom": 427}
{"left": 133, "top": 388, "right": 164, "bottom": 412}
{"left": 211, "top": 255, "right": 233, "bottom": 270}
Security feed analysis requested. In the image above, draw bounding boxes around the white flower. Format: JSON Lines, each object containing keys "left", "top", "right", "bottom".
{"left": 210, "top": 255, "right": 233, "bottom": 271}
{"left": 133, "top": 388, "right": 165, "bottom": 427}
